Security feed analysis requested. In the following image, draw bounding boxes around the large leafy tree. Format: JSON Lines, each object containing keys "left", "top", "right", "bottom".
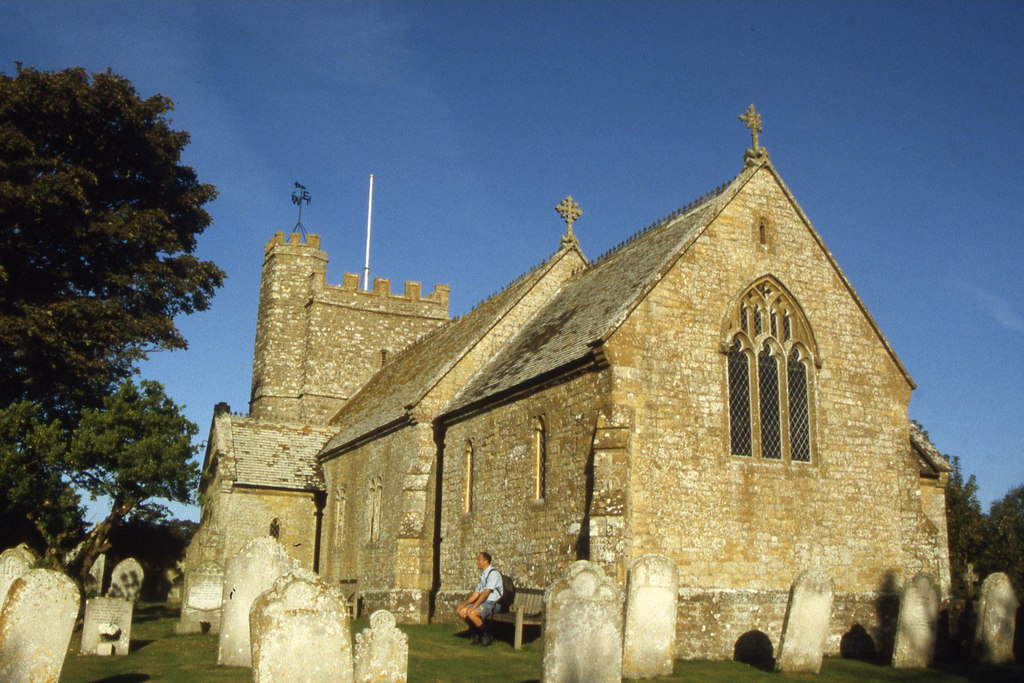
{"left": 0, "top": 65, "right": 224, "bottom": 421}
{"left": 982, "top": 485, "right": 1024, "bottom": 595}
{"left": 944, "top": 453, "right": 988, "bottom": 597}
{"left": 63, "top": 379, "right": 199, "bottom": 579}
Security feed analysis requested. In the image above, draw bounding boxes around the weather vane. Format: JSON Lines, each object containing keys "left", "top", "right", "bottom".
{"left": 291, "top": 182, "right": 311, "bottom": 236}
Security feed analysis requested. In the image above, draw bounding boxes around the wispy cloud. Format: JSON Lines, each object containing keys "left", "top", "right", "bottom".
{"left": 955, "top": 280, "right": 1024, "bottom": 333}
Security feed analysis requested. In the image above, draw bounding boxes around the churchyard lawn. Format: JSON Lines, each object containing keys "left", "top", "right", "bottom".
{"left": 57, "top": 603, "right": 1022, "bottom": 682}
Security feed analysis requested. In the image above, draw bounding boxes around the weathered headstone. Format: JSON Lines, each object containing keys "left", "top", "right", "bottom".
{"left": 250, "top": 568, "right": 353, "bottom": 682}
{"left": 775, "top": 569, "right": 833, "bottom": 673}
{"left": 177, "top": 561, "right": 225, "bottom": 634}
{"left": 0, "top": 545, "right": 36, "bottom": 609}
{"left": 622, "top": 554, "right": 679, "bottom": 679}
{"left": 80, "top": 596, "right": 133, "bottom": 656}
{"left": 0, "top": 568, "right": 80, "bottom": 682}
{"left": 107, "top": 557, "right": 144, "bottom": 603}
{"left": 85, "top": 553, "right": 107, "bottom": 598}
{"left": 973, "top": 572, "right": 1019, "bottom": 664}
{"left": 166, "top": 562, "right": 184, "bottom": 604}
{"left": 355, "top": 609, "right": 408, "bottom": 683}
{"left": 217, "top": 536, "right": 297, "bottom": 667}
{"left": 892, "top": 572, "right": 940, "bottom": 669}
{"left": 541, "top": 560, "right": 623, "bottom": 683}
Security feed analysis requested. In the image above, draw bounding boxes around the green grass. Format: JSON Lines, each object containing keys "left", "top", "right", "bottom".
{"left": 58, "top": 604, "right": 1022, "bottom": 682}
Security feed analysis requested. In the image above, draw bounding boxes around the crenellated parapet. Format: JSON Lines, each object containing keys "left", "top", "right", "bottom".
{"left": 322, "top": 273, "right": 449, "bottom": 317}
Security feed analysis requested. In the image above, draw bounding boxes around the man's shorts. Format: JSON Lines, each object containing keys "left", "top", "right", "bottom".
{"left": 477, "top": 600, "right": 501, "bottom": 618}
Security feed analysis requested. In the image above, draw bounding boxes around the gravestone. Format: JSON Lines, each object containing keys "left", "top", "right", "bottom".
{"left": 80, "top": 596, "right": 133, "bottom": 656}
{"left": 107, "top": 557, "right": 144, "bottom": 603}
{"left": 177, "top": 561, "right": 225, "bottom": 634}
{"left": 973, "top": 572, "right": 1018, "bottom": 664}
{"left": 622, "top": 554, "right": 679, "bottom": 679}
{"left": 0, "top": 568, "right": 80, "bottom": 682}
{"left": 892, "top": 572, "right": 940, "bottom": 669}
{"left": 541, "top": 560, "right": 623, "bottom": 683}
{"left": 217, "top": 536, "right": 297, "bottom": 667}
{"left": 85, "top": 553, "right": 107, "bottom": 598}
{"left": 250, "top": 568, "right": 353, "bottom": 682}
{"left": 0, "top": 545, "right": 35, "bottom": 609}
{"left": 775, "top": 569, "right": 833, "bottom": 673}
{"left": 354, "top": 609, "right": 408, "bottom": 683}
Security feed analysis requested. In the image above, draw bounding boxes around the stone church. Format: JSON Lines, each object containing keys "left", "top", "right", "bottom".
{"left": 185, "top": 111, "right": 951, "bottom": 659}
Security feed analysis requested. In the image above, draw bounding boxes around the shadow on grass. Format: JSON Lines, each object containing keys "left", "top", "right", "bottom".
{"left": 89, "top": 676, "right": 150, "bottom": 683}
{"left": 132, "top": 604, "right": 179, "bottom": 622}
{"left": 129, "top": 638, "right": 155, "bottom": 652}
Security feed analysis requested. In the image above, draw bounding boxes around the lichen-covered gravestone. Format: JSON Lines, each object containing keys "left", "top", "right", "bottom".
{"left": 177, "top": 561, "right": 225, "bottom": 634}
{"left": 0, "top": 545, "right": 36, "bottom": 609}
{"left": 250, "top": 568, "right": 353, "bottom": 682}
{"left": 622, "top": 554, "right": 679, "bottom": 679}
{"left": 973, "top": 572, "right": 1019, "bottom": 665}
{"left": 217, "top": 537, "right": 297, "bottom": 667}
{"left": 774, "top": 569, "right": 833, "bottom": 673}
{"left": 355, "top": 609, "right": 408, "bottom": 683}
{"left": 80, "top": 596, "right": 133, "bottom": 656}
{"left": 0, "top": 568, "right": 80, "bottom": 683}
{"left": 892, "top": 572, "right": 940, "bottom": 669}
{"left": 107, "top": 557, "right": 144, "bottom": 603}
{"left": 541, "top": 560, "right": 624, "bottom": 683}
{"left": 85, "top": 553, "right": 107, "bottom": 598}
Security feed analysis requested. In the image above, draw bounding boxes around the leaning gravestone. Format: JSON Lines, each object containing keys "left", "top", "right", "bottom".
{"left": 355, "top": 609, "right": 408, "bottom": 683}
{"left": 85, "top": 553, "right": 107, "bottom": 598}
{"left": 217, "top": 537, "right": 297, "bottom": 667}
{"left": 892, "top": 572, "right": 940, "bottom": 669}
{"left": 542, "top": 560, "right": 624, "bottom": 683}
{"left": 775, "top": 569, "right": 833, "bottom": 673}
{"left": 622, "top": 554, "right": 679, "bottom": 679}
{"left": 107, "top": 557, "right": 144, "bottom": 603}
{"left": 973, "top": 572, "right": 1019, "bottom": 664}
{"left": 250, "top": 568, "right": 353, "bottom": 682}
{"left": 177, "top": 561, "right": 225, "bottom": 634}
{"left": 0, "top": 568, "right": 80, "bottom": 682}
{"left": 0, "top": 545, "right": 36, "bottom": 609}
{"left": 80, "top": 596, "right": 133, "bottom": 656}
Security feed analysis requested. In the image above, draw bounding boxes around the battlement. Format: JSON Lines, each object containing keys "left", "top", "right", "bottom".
{"left": 337, "top": 272, "right": 449, "bottom": 308}
{"left": 265, "top": 231, "right": 322, "bottom": 254}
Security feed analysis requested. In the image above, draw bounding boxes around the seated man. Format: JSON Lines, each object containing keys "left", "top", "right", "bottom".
{"left": 455, "top": 551, "right": 502, "bottom": 646}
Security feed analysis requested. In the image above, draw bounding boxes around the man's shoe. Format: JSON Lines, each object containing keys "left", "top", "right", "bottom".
{"left": 470, "top": 631, "right": 481, "bottom": 645}
{"left": 479, "top": 633, "right": 493, "bottom": 647}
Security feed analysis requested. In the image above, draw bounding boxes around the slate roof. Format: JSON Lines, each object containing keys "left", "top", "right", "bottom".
{"left": 227, "top": 417, "right": 335, "bottom": 491}
{"left": 320, "top": 247, "right": 582, "bottom": 454}
{"left": 910, "top": 421, "right": 953, "bottom": 475}
{"left": 444, "top": 169, "right": 748, "bottom": 415}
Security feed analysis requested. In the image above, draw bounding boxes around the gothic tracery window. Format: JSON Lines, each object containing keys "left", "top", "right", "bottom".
{"left": 368, "top": 477, "right": 383, "bottom": 542}
{"left": 725, "top": 277, "right": 817, "bottom": 463}
{"left": 533, "top": 416, "right": 546, "bottom": 500}
{"left": 463, "top": 441, "right": 474, "bottom": 514}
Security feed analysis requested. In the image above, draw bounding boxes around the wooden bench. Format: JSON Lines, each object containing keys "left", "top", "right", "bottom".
{"left": 487, "top": 587, "right": 543, "bottom": 649}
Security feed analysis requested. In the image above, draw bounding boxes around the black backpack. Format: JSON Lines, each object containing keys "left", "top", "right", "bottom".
{"left": 497, "top": 572, "right": 516, "bottom": 613}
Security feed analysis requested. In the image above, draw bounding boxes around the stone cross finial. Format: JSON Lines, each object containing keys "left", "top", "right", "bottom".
{"left": 556, "top": 195, "right": 582, "bottom": 248}
{"left": 740, "top": 104, "right": 762, "bottom": 150}
{"left": 556, "top": 195, "right": 582, "bottom": 234}
{"left": 739, "top": 104, "right": 769, "bottom": 166}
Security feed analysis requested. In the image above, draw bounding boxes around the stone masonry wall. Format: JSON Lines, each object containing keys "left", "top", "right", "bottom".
{"left": 602, "top": 165, "right": 948, "bottom": 659}
{"left": 250, "top": 232, "right": 448, "bottom": 423}
{"left": 436, "top": 368, "right": 613, "bottom": 615}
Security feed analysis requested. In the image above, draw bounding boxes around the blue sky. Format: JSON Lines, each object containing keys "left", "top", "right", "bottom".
{"left": 3, "top": 1, "right": 1021, "bottom": 521}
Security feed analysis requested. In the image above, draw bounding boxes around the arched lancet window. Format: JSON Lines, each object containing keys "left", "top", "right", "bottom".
{"left": 269, "top": 517, "right": 280, "bottom": 539}
{"left": 727, "top": 338, "right": 752, "bottom": 456}
{"left": 532, "top": 416, "right": 546, "bottom": 500}
{"left": 724, "top": 276, "right": 817, "bottom": 463}
{"left": 368, "top": 477, "right": 383, "bottom": 542}
{"left": 788, "top": 347, "right": 811, "bottom": 462}
{"left": 463, "top": 441, "right": 474, "bottom": 514}
{"left": 333, "top": 487, "right": 346, "bottom": 553}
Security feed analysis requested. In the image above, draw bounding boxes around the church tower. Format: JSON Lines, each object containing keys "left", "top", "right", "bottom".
{"left": 249, "top": 231, "right": 449, "bottom": 423}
